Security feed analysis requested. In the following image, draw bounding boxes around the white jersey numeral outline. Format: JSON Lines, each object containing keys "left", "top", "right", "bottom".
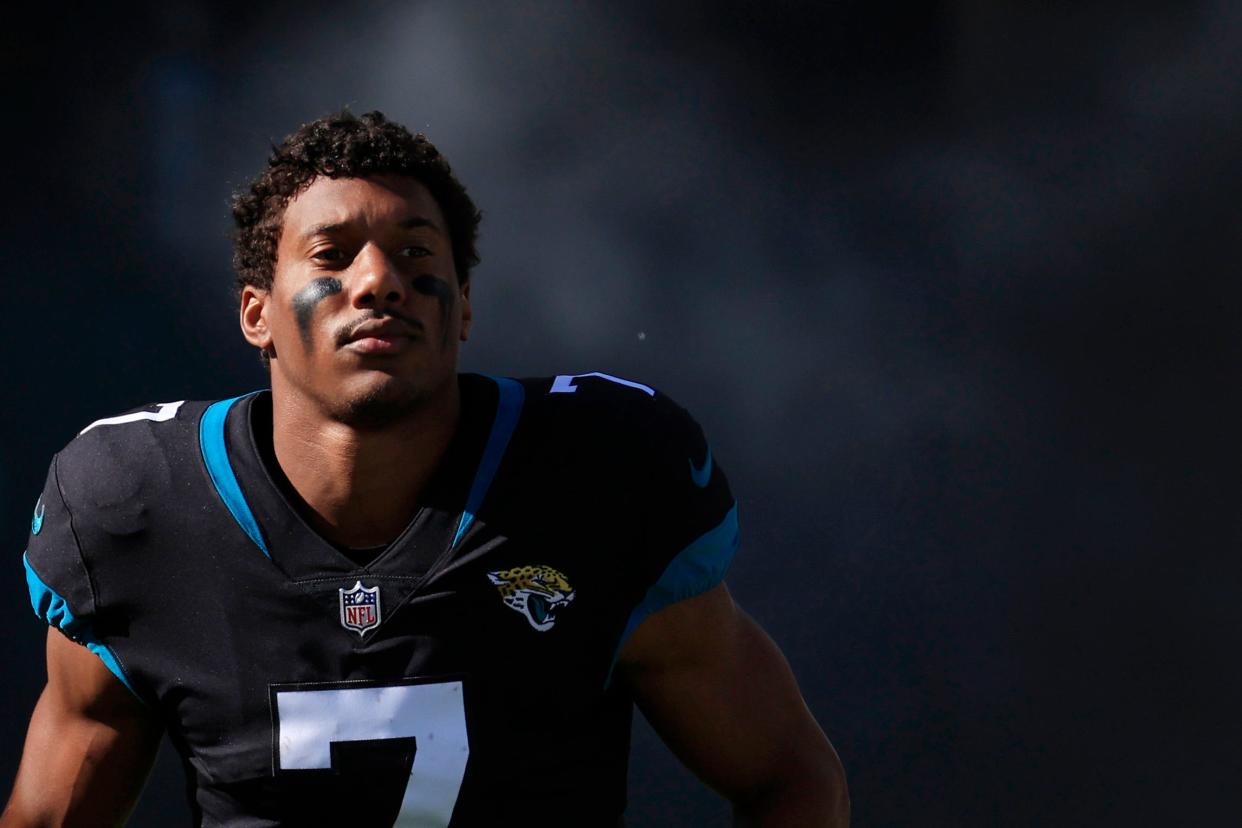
{"left": 550, "top": 372, "right": 654, "bottom": 396}
{"left": 274, "top": 681, "right": 469, "bottom": 827}
{"left": 79, "top": 401, "right": 186, "bottom": 435}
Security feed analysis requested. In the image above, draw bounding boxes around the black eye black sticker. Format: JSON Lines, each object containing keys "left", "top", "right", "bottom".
{"left": 412, "top": 275, "right": 455, "bottom": 347}
{"left": 292, "top": 277, "right": 342, "bottom": 347}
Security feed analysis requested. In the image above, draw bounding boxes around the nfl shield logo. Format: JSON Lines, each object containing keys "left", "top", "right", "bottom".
{"left": 339, "top": 580, "right": 381, "bottom": 636}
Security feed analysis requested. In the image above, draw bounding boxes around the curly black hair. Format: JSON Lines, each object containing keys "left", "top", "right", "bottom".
{"left": 231, "top": 110, "right": 481, "bottom": 297}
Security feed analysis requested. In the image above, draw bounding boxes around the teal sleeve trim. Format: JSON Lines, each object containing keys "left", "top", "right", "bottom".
{"left": 605, "top": 504, "right": 740, "bottom": 687}
{"left": 200, "top": 394, "right": 270, "bottom": 557}
{"left": 453, "top": 376, "right": 525, "bottom": 547}
{"left": 688, "top": 445, "right": 713, "bottom": 489}
{"left": 23, "top": 551, "right": 141, "bottom": 699}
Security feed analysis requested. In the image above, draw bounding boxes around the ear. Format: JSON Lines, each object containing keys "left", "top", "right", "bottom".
{"left": 240, "top": 285, "right": 273, "bottom": 351}
{"left": 459, "top": 280, "right": 473, "bottom": 342}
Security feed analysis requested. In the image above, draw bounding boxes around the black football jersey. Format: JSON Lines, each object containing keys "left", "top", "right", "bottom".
{"left": 21, "top": 372, "right": 738, "bottom": 827}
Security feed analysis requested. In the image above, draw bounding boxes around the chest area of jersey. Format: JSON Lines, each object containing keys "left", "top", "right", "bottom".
{"left": 145, "top": 519, "right": 626, "bottom": 742}
{"left": 129, "top": 526, "right": 632, "bottom": 821}
{"left": 157, "top": 521, "right": 616, "bottom": 685}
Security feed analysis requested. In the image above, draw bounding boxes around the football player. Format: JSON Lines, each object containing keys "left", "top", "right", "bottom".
{"left": 3, "top": 111, "right": 848, "bottom": 827}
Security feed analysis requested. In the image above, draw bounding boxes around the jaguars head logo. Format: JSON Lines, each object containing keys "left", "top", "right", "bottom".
{"left": 487, "top": 565, "right": 576, "bottom": 632}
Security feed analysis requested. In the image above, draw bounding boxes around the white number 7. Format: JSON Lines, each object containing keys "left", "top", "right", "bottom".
{"left": 274, "top": 681, "right": 469, "bottom": 827}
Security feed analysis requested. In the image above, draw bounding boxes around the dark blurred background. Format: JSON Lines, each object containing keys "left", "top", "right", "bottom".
{"left": 3, "top": 1, "right": 1238, "bottom": 825}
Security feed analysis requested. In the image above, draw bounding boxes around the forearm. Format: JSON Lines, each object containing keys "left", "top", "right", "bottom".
{"left": 3, "top": 647, "right": 162, "bottom": 828}
{"left": 2, "top": 689, "right": 142, "bottom": 828}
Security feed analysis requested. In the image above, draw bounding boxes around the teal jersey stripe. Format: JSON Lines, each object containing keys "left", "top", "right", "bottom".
{"left": 23, "top": 552, "right": 140, "bottom": 699}
{"left": 453, "top": 376, "right": 525, "bottom": 547}
{"left": 200, "top": 394, "right": 270, "bottom": 557}
{"left": 606, "top": 504, "right": 741, "bottom": 687}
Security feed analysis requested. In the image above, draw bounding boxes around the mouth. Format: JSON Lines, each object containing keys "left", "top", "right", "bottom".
{"left": 347, "top": 334, "right": 412, "bottom": 355}
{"left": 340, "top": 317, "right": 423, "bottom": 355}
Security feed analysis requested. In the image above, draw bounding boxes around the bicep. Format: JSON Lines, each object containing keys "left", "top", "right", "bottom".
{"left": 616, "top": 584, "right": 837, "bottom": 805}
{"left": 1, "top": 630, "right": 162, "bottom": 828}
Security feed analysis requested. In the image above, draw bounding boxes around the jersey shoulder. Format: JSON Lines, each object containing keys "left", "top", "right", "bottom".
{"left": 23, "top": 398, "right": 222, "bottom": 691}
{"left": 509, "top": 370, "right": 733, "bottom": 542}
{"left": 513, "top": 371, "right": 704, "bottom": 455}
{"left": 24, "top": 398, "right": 221, "bottom": 613}
{"left": 508, "top": 374, "right": 740, "bottom": 664}
{"left": 52, "top": 398, "right": 216, "bottom": 526}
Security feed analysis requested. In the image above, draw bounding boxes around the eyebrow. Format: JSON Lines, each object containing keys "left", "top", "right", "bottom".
{"left": 300, "top": 216, "right": 442, "bottom": 243}
{"left": 399, "top": 216, "right": 440, "bottom": 231}
{"left": 302, "top": 222, "right": 347, "bottom": 241}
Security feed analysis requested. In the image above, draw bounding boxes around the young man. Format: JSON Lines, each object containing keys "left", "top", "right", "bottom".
{"left": 4, "top": 112, "right": 848, "bottom": 827}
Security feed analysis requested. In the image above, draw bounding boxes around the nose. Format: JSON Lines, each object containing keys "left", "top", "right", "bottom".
{"left": 348, "top": 243, "right": 406, "bottom": 310}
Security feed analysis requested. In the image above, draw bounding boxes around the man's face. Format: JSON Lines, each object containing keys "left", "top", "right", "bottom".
{"left": 241, "top": 174, "right": 471, "bottom": 428}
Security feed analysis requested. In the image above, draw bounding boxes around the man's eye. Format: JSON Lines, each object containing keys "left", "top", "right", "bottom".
{"left": 312, "top": 248, "right": 345, "bottom": 262}
{"left": 399, "top": 246, "right": 431, "bottom": 258}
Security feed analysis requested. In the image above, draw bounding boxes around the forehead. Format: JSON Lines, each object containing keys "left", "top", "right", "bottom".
{"left": 279, "top": 174, "right": 447, "bottom": 240}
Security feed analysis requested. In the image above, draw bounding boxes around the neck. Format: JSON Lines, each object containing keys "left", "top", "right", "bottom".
{"left": 268, "top": 377, "right": 461, "bottom": 548}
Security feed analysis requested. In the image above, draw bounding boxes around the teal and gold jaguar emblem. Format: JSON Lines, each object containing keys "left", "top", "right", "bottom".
{"left": 487, "top": 565, "right": 575, "bottom": 631}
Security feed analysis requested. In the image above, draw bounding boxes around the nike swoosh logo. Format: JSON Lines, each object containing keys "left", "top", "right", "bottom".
{"left": 688, "top": 447, "right": 712, "bottom": 488}
{"left": 31, "top": 499, "right": 45, "bottom": 536}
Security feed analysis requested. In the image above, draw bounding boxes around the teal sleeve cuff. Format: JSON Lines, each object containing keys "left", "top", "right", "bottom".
{"left": 606, "top": 504, "right": 740, "bottom": 686}
{"left": 24, "top": 551, "right": 140, "bottom": 699}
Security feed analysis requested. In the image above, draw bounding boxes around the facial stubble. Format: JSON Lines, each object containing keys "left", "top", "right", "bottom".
{"left": 287, "top": 274, "right": 459, "bottom": 429}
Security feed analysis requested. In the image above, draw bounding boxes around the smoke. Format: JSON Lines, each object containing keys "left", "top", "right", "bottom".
{"left": 7, "top": 2, "right": 1238, "bottom": 823}
{"left": 192, "top": 1, "right": 992, "bottom": 468}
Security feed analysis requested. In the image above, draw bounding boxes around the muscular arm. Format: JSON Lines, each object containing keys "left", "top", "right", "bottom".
{"left": 1, "top": 630, "right": 162, "bottom": 828}
{"left": 617, "top": 584, "right": 849, "bottom": 827}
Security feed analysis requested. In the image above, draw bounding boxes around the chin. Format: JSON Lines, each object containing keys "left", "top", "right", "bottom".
{"left": 333, "top": 375, "right": 430, "bottom": 431}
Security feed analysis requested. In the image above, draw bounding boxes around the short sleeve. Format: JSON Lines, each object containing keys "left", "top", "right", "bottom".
{"left": 24, "top": 454, "right": 97, "bottom": 629}
{"left": 22, "top": 453, "right": 138, "bottom": 695}
{"left": 611, "top": 394, "right": 740, "bottom": 670}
